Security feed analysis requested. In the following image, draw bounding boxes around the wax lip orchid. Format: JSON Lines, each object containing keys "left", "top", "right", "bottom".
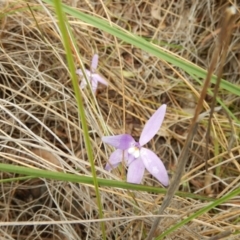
{"left": 76, "top": 54, "right": 108, "bottom": 94}
{"left": 102, "top": 104, "right": 169, "bottom": 186}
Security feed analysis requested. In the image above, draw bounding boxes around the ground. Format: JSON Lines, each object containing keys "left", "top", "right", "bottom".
{"left": 0, "top": 0, "right": 239, "bottom": 239}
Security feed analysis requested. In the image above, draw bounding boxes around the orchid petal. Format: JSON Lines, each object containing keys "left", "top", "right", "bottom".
{"left": 77, "top": 69, "right": 92, "bottom": 90}
{"left": 127, "top": 158, "right": 145, "bottom": 184}
{"left": 102, "top": 134, "right": 135, "bottom": 150}
{"left": 139, "top": 104, "right": 167, "bottom": 146}
{"left": 92, "top": 74, "right": 108, "bottom": 86}
{"left": 91, "top": 54, "right": 99, "bottom": 72}
{"left": 80, "top": 80, "right": 87, "bottom": 89}
{"left": 76, "top": 69, "right": 83, "bottom": 76}
{"left": 126, "top": 153, "right": 135, "bottom": 166}
{"left": 105, "top": 149, "right": 126, "bottom": 171}
{"left": 91, "top": 77, "right": 98, "bottom": 93}
{"left": 76, "top": 69, "right": 91, "bottom": 77}
{"left": 140, "top": 148, "right": 169, "bottom": 186}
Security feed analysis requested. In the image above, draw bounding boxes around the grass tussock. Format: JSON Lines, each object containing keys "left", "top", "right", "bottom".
{"left": 0, "top": 0, "right": 239, "bottom": 239}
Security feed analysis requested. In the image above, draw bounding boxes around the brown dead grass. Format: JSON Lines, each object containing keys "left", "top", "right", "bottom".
{"left": 0, "top": 0, "right": 239, "bottom": 239}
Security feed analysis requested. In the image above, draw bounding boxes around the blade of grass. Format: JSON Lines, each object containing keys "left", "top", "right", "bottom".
{"left": 52, "top": 1, "right": 105, "bottom": 238}
{"left": 208, "top": 229, "right": 234, "bottom": 240}
{"left": 42, "top": 0, "right": 240, "bottom": 98}
{"left": 190, "top": 74, "right": 239, "bottom": 123}
{"left": 147, "top": 6, "right": 238, "bottom": 239}
{"left": 205, "top": 6, "right": 237, "bottom": 170}
{"left": 156, "top": 186, "right": 240, "bottom": 239}
{"left": 0, "top": 176, "right": 35, "bottom": 183}
{"left": 146, "top": 123, "right": 199, "bottom": 239}
{"left": 0, "top": 163, "right": 213, "bottom": 201}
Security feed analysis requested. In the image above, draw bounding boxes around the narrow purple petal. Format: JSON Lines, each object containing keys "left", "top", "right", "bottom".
{"left": 92, "top": 74, "right": 108, "bottom": 86}
{"left": 105, "top": 149, "right": 126, "bottom": 171}
{"left": 76, "top": 69, "right": 83, "bottom": 76}
{"left": 76, "top": 69, "right": 90, "bottom": 76}
{"left": 91, "top": 54, "right": 99, "bottom": 72}
{"left": 140, "top": 148, "right": 169, "bottom": 186}
{"left": 126, "top": 154, "right": 135, "bottom": 166}
{"left": 91, "top": 77, "right": 98, "bottom": 93}
{"left": 139, "top": 104, "right": 167, "bottom": 146}
{"left": 102, "top": 134, "right": 135, "bottom": 150}
{"left": 77, "top": 69, "right": 93, "bottom": 90}
{"left": 76, "top": 69, "right": 91, "bottom": 78}
{"left": 127, "top": 158, "right": 145, "bottom": 184}
{"left": 80, "top": 80, "right": 87, "bottom": 89}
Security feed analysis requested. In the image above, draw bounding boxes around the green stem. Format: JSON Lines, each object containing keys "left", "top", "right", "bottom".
{"left": 52, "top": 1, "right": 105, "bottom": 238}
{"left": 0, "top": 163, "right": 213, "bottom": 201}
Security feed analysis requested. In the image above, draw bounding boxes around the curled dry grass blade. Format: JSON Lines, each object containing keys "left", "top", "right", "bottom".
{"left": 0, "top": 0, "right": 239, "bottom": 239}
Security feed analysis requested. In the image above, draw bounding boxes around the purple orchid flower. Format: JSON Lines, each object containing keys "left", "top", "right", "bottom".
{"left": 76, "top": 54, "right": 108, "bottom": 93}
{"left": 102, "top": 104, "right": 169, "bottom": 186}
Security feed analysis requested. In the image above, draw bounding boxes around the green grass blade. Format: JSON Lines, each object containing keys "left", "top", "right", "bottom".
{"left": 0, "top": 163, "right": 213, "bottom": 202}
{"left": 156, "top": 187, "right": 240, "bottom": 239}
{"left": 42, "top": 0, "right": 240, "bottom": 97}
{"left": 191, "top": 73, "right": 239, "bottom": 123}
{"left": 52, "top": 1, "right": 105, "bottom": 238}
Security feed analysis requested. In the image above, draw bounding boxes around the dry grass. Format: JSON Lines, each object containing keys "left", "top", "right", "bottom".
{"left": 0, "top": 0, "right": 240, "bottom": 239}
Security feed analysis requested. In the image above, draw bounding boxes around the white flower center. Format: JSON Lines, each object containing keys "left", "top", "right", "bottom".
{"left": 128, "top": 147, "right": 140, "bottom": 158}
